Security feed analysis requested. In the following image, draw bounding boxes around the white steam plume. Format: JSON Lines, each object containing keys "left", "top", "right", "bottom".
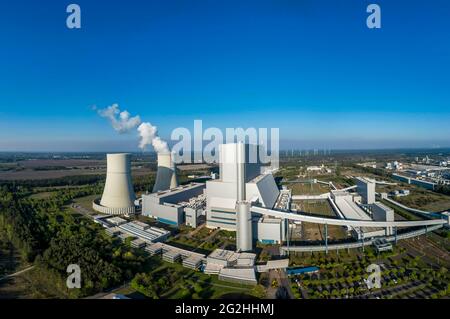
{"left": 137, "top": 122, "right": 169, "bottom": 153}
{"left": 98, "top": 103, "right": 141, "bottom": 133}
{"left": 97, "top": 103, "right": 169, "bottom": 154}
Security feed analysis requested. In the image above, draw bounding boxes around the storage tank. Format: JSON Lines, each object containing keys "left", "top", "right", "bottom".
{"left": 92, "top": 153, "right": 136, "bottom": 215}
{"left": 152, "top": 152, "right": 178, "bottom": 192}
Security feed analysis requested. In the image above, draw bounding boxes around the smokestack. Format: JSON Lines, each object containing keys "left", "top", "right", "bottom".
{"left": 152, "top": 152, "right": 178, "bottom": 192}
{"left": 235, "top": 142, "right": 253, "bottom": 252}
{"left": 93, "top": 153, "right": 136, "bottom": 215}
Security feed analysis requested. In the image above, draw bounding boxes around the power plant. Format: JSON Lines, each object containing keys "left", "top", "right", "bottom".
{"left": 93, "top": 153, "right": 136, "bottom": 215}
{"left": 92, "top": 143, "right": 450, "bottom": 287}
{"left": 94, "top": 144, "right": 286, "bottom": 249}
{"left": 152, "top": 152, "right": 178, "bottom": 192}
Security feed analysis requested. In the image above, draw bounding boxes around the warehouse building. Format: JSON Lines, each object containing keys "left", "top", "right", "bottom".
{"left": 252, "top": 217, "right": 286, "bottom": 244}
{"left": 142, "top": 183, "right": 206, "bottom": 226}
{"left": 331, "top": 191, "right": 385, "bottom": 239}
{"left": 145, "top": 242, "right": 206, "bottom": 270}
{"left": 371, "top": 202, "right": 395, "bottom": 236}
{"left": 204, "top": 249, "right": 257, "bottom": 284}
{"left": 110, "top": 221, "right": 171, "bottom": 244}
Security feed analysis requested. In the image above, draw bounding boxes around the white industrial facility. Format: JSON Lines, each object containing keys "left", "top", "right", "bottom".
{"left": 91, "top": 143, "right": 449, "bottom": 284}
{"left": 205, "top": 143, "right": 285, "bottom": 248}
{"left": 142, "top": 182, "right": 206, "bottom": 226}
{"left": 137, "top": 143, "right": 286, "bottom": 248}
{"left": 84, "top": 141, "right": 450, "bottom": 289}
{"left": 93, "top": 143, "right": 288, "bottom": 251}
{"left": 355, "top": 177, "right": 376, "bottom": 205}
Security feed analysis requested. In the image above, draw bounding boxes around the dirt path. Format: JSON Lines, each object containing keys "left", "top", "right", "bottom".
{"left": 0, "top": 265, "right": 35, "bottom": 282}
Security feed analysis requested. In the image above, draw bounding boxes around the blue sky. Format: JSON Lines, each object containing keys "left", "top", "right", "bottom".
{"left": 0, "top": 0, "right": 449, "bottom": 151}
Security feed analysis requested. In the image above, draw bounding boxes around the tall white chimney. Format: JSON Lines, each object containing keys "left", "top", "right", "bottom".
{"left": 235, "top": 142, "right": 253, "bottom": 252}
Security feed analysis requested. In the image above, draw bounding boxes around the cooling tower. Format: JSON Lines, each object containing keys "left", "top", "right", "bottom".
{"left": 152, "top": 152, "right": 178, "bottom": 192}
{"left": 92, "top": 153, "right": 136, "bottom": 215}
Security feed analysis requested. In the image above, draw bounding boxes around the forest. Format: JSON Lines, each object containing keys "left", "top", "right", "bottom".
{"left": 0, "top": 180, "right": 150, "bottom": 298}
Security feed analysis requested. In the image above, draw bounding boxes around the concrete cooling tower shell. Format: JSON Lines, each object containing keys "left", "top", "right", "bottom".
{"left": 152, "top": 152, "right": 178, "bottom": 193}
{"left": 93, "top": 153, "right": 136, "bottom": 215}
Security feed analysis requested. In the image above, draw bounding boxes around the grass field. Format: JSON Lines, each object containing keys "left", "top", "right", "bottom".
{"left": 291, "top": 200, "right": 348, "bottom": 241}
{"left": 72, "top": 194, "right": 101, "bottom": 211}
{"left": 0, "top": 266, "right": 68, "bottom": 299}
{"left": 377, "top": 184, "right": 450, "bottom": 212}
{"left": 293, "top": 200, "right": 334, "bottom": 216}
{"left": 380, "top": 199, "right": 423, "bottom": 221}
{"left": 29, "top": 191, "right": 56, "bottom": 200}
{"left": 288, "top": 183, "right": 330, "bottom": 195}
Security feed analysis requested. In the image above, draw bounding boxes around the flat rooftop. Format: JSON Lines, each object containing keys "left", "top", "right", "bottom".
{"left": 372, "top": 202, "right": 393, "bottom": 212}
{"left": 118, "top": 223, "right": 170, "bottom": 243}
{"left": 130, "top": 220, "right": 149, "bottom": 229}
{"left": 208, "top": 248, "right": 238, "bottom": 262}
{"left": 334, "top": 197, "right": 384, "bottom": 235}
{"left": 219, "top": 267, "right": 257, "bottom": 284}
{"left": 258, "top": 217, "right": 282, "bottom": 224}
{"left": 153, "top": 182, "right": 205, "bottom": 198}
{"left": 147, "top": 242, "right": 206, "bottom": 260}
{"left": 106, "top": 217, "right": 127, "bottom": 225}
{"left": 355, "top": 176, "right": 375, "bottom": 184}
{"left": 335, "top": 197, "right": 372, "bottom": 221}
{"left": 207, "top": 249, "right": 256, "bottom": 266}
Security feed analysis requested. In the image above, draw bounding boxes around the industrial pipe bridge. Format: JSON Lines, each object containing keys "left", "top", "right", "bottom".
{"left": 252, "top": 206, "right": 448, "bottom": 253}
{"left": 251, "top": 206, "right": 447, "bottom": 228}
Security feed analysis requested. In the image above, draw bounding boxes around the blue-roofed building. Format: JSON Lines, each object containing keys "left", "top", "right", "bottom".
{"left": 286, "top": 266, "right": 320, "bottom": 276}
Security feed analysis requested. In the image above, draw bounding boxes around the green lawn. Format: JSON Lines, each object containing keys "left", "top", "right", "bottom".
{"left": 29, "top": 191, "right": 56, "bottom": 200}
{"left": 380, "top": 199, "right": 422, "bottom": 221}
{"left": 72, "top": 194, "right": 101, "bottom": 211}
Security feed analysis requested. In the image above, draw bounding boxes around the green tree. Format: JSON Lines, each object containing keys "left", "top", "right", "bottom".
{"left": 251, "top": 284, "right": 266, "bottom": 299}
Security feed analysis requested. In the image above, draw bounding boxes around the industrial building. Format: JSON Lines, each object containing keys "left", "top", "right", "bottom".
{"left": 145, "top": 242, "right": 206, "bottom": 270}
{"left": 204, "top": 249, "right": 257, "bottom": 285}
{"left": 205, "top": 143, "right": 265, "bottom": 230}
{"left": 355, "top": 177, "right": 376, "bottom": 205}
{"left": 93, "top": 153, "right": 136, "bottom": 215}
{"left": 105, "top": 220, "right": 170, "bottom": 244}
{"left": 142, "top": 183, "right": 206, "bottom": 226}
{"left": 371, "top": 202, "right": 394, "bottom": 236}
{"left": 392, "top": 173, "right": 436, "bottom": 190}
{"left": 252, "top": 217, "right": 286, "bottom": 244}
{"left": 84, "top": 143, "right": 283, "bottom": 253}
{"left": 204, "top": 142, "right": 286, "bottom": 251}
{"left": 331, "top": 190, "right": 385, "bottom": 239}
{"left": 93, "top": 143, "right": 288, "bottom": 252}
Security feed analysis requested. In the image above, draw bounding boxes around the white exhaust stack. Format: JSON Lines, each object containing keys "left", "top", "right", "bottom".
{"left": 93, "top": 153, "right": 136, "bottom": 215}
{"left": 235, "top": 142, "right": 253, "bottom": 252}
{"left": 152, "top": 152, "right": 178, "bottom": 192}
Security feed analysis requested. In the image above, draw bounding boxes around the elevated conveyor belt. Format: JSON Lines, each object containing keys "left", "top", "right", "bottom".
{"left": 280, "top": 224, "right": 444, "bottom": 252}
{"left": 251, "top": 206, "right": 447, "bottom": 228}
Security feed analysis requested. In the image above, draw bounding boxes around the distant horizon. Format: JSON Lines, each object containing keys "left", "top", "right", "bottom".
{"left": 1, "top": 145, "right": 450, "bottom": 154}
